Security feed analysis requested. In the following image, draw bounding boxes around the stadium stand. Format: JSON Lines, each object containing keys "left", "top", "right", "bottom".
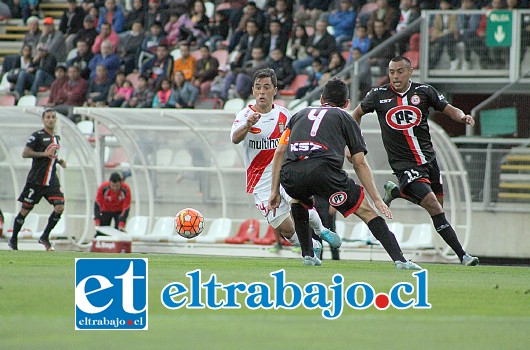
{"left": 17, "top": 95, "right": 36, "bottom": 106}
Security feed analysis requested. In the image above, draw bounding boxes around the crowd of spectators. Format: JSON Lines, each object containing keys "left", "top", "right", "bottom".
{"left": 1, "top": 0, "right": 529, "bottom": 118}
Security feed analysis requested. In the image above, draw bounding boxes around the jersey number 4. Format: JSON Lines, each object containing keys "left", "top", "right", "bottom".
{"left": 307, "top": 109, "right": 328, "bottom": 136}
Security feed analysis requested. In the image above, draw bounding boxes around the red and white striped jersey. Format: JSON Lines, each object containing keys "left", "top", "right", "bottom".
{"left": 231, "top": 104, "right": 291, "bottom": 193}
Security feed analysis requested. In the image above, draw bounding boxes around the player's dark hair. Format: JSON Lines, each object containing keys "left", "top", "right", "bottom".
{"left": 41, "top": 107, "right": 56, "bottom": 118}
{"left": 253, "top": 68, "right": 277, "bottom": 87}
{"left": 109, "top": 172, "right": 122, "bottom": 183}
{"left": 390, "top": 56, "right": 412, "bottom": 68}
{"left": 322, "top": 78, "right": 348, "bottom": 108}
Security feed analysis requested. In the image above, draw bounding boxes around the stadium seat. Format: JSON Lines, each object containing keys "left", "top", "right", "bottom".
{"left": 0, "top": 73, "right": 10, "bottom": 92}
{"left": 253, "top": 225, "right": 276, "bottom": 245}
{"left": 170, "top": 48, "right": 181, "bottom": 61}
{"left": 17, "top": 95, "right": 36, "bottom": 106}
{"left": 156, "top": 148, "right": 173, "bottom": 166}
{"left": 225, "top": 219, "right": 260, "bottom": 244}
{"left": 343, "top": 222, "right": 371, "bottom": 247}
{"left": 66, "top": 48, "right": 77, "bottom": 61}
{"left": 279, "top": 74, "right": 308, "bottom": 96}
{"left": 0, "top": 95, "right": 15, "bottom": 106}
{"left": 400, "top": 223, "right": 434, "bottom": 249}
{"left": 287, "top": 99, "right": 309, "bottom": 114}
{"left": 205, "top": 1, "right": 215, "bottom": 18}
{"left": 212, "top": 49, "right": 229, "bottom": 66}
{"left": 223, "top": 98, "right": 245, "bottom": 112}
{"left": 140, "top": 216, "right": 175, "bottom": 242}
{"left": 246, "top": 98, "right": 256, "bottom": 106}
{"left": 191, "top": 49, "right": 202, "bottom": 60}
{"left": 33, "top": 216, "right": 67, "bottom": 239}
{"left": 77, "top": 120, "right": 94, "bottom": 136}
{"left": 126, "top": 72, "right": 140, "bottom": 89}
{"left": 273, "top": 99, "right": 286, "bottom": 107}
{"left": 194, "top": 97, "right": 221, "bottom": 109}
{"left": 172, "top": 149, "right": 193, "bottom": 167}
{"left": 1, "top": 212, "right": 14, "bottom": 238}
{"left": 126, "top": 216, "right": 149, "bottom": 240}
{"left": 311, "top": 99, "right": 321, "bottom": 106}
{"left": 37, "top": 96, "right": 50, "bottom": 106}
{"left": 104, "top": 147, "right": 128, "bottom": 168}
{"left": 403, "top": 33, "right": 420, "bottom": 69}
{"left": 195, "top": 217, "right": 233, "bottom": 243}
{"left": 387, "top": 221, "right": 405, "bottom": 243}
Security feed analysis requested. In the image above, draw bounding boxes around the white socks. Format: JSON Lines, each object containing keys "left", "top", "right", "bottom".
{"left": 308, "top": 208, "right": 325, "bottom": 236}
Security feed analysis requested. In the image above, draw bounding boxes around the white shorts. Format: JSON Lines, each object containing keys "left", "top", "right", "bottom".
{"left": 254, "top": 186, "right": 291, "bottom": 229}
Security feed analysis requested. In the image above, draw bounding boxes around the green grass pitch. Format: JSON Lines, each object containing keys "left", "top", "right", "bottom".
{"left": 0, "top": 251, "right": 529, "bottom": 350}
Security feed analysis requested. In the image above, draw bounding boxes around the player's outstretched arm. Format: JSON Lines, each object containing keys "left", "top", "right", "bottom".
{"left": 231, "top": 112, "right": 261, "bottom": 144}
{"left": 443, "top": 104, "right": 475, "bottom": 126}
{"left": 351, "top": 152, "right": 393, "bottom": 219}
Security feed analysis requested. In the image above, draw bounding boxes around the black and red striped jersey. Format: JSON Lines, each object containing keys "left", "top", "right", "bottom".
{"left": 24, "top": 129, "right": 61, "bottom": 186}
{"left": 281, "top": 105, "right": 367, "bottom": 168}
{"left": 360, "top": 81, "right": 449, "bottom": 171}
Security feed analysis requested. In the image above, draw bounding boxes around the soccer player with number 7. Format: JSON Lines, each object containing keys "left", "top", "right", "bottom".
{"left": 8, "top": 108, "right": 66, "bottom": 251}
{"left": 268, "top": 78, "right": 421, "bottom": 269}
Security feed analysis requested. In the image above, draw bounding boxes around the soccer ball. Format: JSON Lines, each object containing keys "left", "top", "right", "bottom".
{"left": 175, "top": 208, "right": 204, "bottom": 239}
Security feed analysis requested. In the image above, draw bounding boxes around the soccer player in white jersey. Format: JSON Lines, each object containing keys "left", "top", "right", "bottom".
{"left": 230, "top": 68, "right": 341, "bottom": 264}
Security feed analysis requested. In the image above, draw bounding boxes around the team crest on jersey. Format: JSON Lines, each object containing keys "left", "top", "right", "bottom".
{"left": 329, "top": 192, "right": 347, "bottom": 206}
{"left": 410, "top": 95, "right": 420, "bottom": 105}
{"left": 385, "top": 105, "right": 422, "bottom": 130}
{"left": 278, "top": 122, "right": 285, "bottom": 133}
{"left": 249, "top": 127, "right": 261, "bottom": 134}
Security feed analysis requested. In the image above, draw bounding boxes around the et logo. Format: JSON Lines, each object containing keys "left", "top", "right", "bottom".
{"left": 75, "top": 258, "right": 148, "bottom": 330}
{"left": 385, "top": 105, "right": 422, "bottom": 130}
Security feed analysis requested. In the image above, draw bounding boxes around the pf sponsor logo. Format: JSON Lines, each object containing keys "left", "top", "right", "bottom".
{"left": 75, "top": 258, "right": 148, "bottom": 330}
{"left": 329, "top": 192, "right": 347, "bottom": 206}
{"left": 385, "top": 105, "right": 422, "bottom": 130}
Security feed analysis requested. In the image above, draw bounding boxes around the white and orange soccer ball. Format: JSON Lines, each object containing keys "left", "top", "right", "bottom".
{"left": 175, "top": 208, "right": 204, "bottom": 239}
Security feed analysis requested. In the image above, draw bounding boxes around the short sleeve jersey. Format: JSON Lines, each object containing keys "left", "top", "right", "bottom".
{"left": 360, "top": 82, "right": 449, "bottom": 171}
{"left": 25, "top": 129, "right": 61, "bottom": 186}
{"left": 282, "top": 105, "right": 367, "bottom": 168}
{"left": 230, "top": 104, "right": 291, "bottom": 193}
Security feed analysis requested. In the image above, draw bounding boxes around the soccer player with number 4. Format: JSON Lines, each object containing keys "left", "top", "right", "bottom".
{"left": 231, "top": 68, "right": 342, "bottom": 265}
{"left": 268, "top": 78, "right": 421, "bottom": 269}
{"left": 352, "top": 56, "right": 479, "bottom": 266}
{"left": 8, "top": 108, "right": 66, "bottom": 251}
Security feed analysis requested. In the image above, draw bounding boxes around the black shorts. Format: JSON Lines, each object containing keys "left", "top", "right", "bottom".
{"left": 395, "top": 160, "right": 443, "bottom": 199}
{"left": 18, "top": 182, "right": 65, "bottom": 209}
{"left": 280, "top": 160, "right": 365, "bottom": 218}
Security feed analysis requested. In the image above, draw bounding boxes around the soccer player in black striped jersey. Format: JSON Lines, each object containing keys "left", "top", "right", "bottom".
{"left": 268, "top": 78, "right": 422, "bottom": 269}
{"left": 8, "top": 108, "right": 66, "bottom": 251}
{"left": 352, "top": 56, "right": 479, "bottom": 266}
